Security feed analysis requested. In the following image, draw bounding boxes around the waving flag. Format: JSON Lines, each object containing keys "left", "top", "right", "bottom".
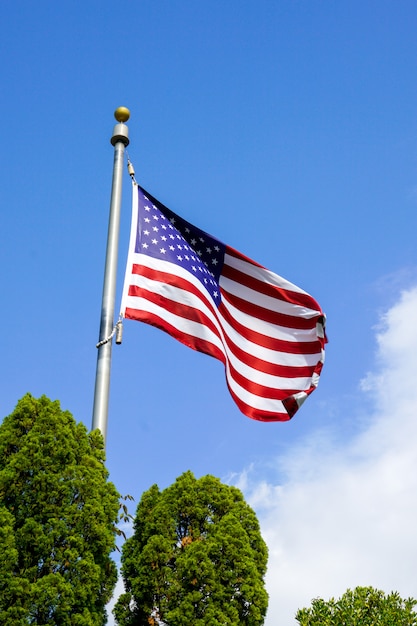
{"left": 120, "top": 184, "right": 326, "bottom": 422}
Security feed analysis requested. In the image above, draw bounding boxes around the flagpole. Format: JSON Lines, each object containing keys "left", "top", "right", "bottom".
{"left": 92, "top": 107, "right": 130, "bottom": 445}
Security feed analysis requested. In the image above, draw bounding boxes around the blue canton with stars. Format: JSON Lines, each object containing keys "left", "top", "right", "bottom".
{"left": 136, "top": 186, "right": 226, "bottom": 305}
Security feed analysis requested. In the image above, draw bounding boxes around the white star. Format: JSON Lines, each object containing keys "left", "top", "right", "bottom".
{"left": 206, "top": 247, "right": 212, "bottom": 254}
{"left": 143, "top": 229, "right": 150, "bottom": 236}
{"left": 190, "top": 238, "right": 197, "bottom": 245}
{"left": 144, "top": 217, "right": 151, "bottom": 223}
{"left": 169, "top": 245, "right": 175, "bottom": 251}
{"left": 177, "top": 255, "right": 183, "bottom": 261}
{"left": 152, "top": 226, "right": 159, "bottom": 232}
{"left": 212, "top": 259, "right": 218, "bottom": 265}
{"left": 214, "top": 245, "right": 220, "bottom": 252}
{"left": 144, "top": 205, "right": 151, "bottom": 212}
{"left": 191, "top": 266, "right": 197, "bottom": 272}
{"left": 161, "top": 235, "right": 167, "bottom": 241}
{"left": 153, "top": 215, "right": 159, "bottom": 221}
{"left": 152, "top": 238, "right": 158, "bottom": 244}
{"left": 142, "top": 243, "right": 149, "bottom": 249}
{"left": 160, "top": 248, "right": 166, "bottom": 254}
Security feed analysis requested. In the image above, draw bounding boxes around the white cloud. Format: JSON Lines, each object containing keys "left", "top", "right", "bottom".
{"left": 106, "top": 576, "right": 125, "bottom": 626}
{"left": 238, "top": 286, "right": 417, "bottom": 624}
{"left": 106, "top": 520, "right": 133, "bottom": 626}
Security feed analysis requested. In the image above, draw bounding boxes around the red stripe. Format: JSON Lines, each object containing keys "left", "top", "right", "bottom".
{"left": 128, "top": 284, "right": 222, "bottom": 345}
{"left": 222, "top": 261, "right": 321, "bottom": 311}
{"left": 131, "top": 263, "right": 222, "bottom": 322}
{"left": 124, "top": 308, "right": 226, "bottom": 364}
{"left": 221, "top": 289, "right": 318, "bottom": 330}
{"left": 219, "top": 300, "right": 322, "bottom": 354}
{"left": 219, "top": 317, "right": 318, "bottom": 378}
{"left": 226, "top": 384, "right": 292, "bottom": 422}
{"left": 225, "top": 245, "right": 264, "bottom": 269}
{"left": 227, "top": 359, "right": 303, "bottom": 401}
{"left": 132, "top": 263, "right": 214, "bottom": 306}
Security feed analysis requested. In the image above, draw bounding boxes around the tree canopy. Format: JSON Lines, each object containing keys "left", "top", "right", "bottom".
{"left": 296, "top": 586, "right": 417, "bottom": 626}
{"left": 0, "top": 393, "right": 120, "bottom": 625}
{"left": 114, "top": 470, "right": 268, "bottom": 626}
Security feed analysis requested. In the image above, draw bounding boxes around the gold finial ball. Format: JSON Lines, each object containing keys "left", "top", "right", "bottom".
{"left": 114, "top": 107, "right": 130, "bottom": 123}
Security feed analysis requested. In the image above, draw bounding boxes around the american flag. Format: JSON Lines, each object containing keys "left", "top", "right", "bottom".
{"left": 120, "top": 184, "right": 326, "bottom": 422}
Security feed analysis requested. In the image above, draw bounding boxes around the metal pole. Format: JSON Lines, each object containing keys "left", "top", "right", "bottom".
{"left": 92, "top": 107, "right": 130, "bottom": 444}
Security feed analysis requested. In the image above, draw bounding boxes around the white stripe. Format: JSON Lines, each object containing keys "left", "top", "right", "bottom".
{"left": 224, "top": 360, "right": 288, "bottom": 413}
{"left": 311, "top": 371, "right": 321, "bottom": 387}
{"left": 225, "top": 252, "right": 312, "bottom": 296}
{"left": 293, "top": 391, "right": 308, "bottom": 408}
{"left": 124, "top": 293, "right": 225, "bottom": 355}
{"left": 120, "top": 182, "right": 140, "bottom": 316}
{"left": 124, "top": 252, "right": 216, "bottom": 298}
{"left": 227, "top": 354, "right": 311, "bottom": 390}
{"left": 220, "top": 273, "right": 319, "bottom": 320}
{"left": 125, "top": 267, "right": 222, "bottom": 334}
{"left": 217, "top": 305, "right": 322, "bottom": 368}
{"left": 219, "top": 292, "right": 319, "bottom": 343}
{"left": 218, "top": 302, "right": 321, "bottom": 367}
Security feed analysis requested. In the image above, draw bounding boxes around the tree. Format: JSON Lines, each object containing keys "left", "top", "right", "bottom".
{"left": 114, "top": 471, "right": 269, "bottom": 626}
{"left": 0, "top": 393, "right": 120, "bottom": 625}
{"left": 296, "top": 586, "right": 417, "bottom": 626}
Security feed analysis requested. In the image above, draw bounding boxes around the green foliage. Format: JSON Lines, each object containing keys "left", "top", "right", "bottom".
{"left": 114, "top": 471, "right": 268, "bottom": 626}
{"left": 296, "top": 586, "right": 417, "bottom": 626}
{"left": 0, "top": 393, "right": 120, "bottom": 625}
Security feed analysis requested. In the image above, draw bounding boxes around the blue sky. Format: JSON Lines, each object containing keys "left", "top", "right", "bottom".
{"left": 2, "top": 2, "right": 417, "bottom": 624}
